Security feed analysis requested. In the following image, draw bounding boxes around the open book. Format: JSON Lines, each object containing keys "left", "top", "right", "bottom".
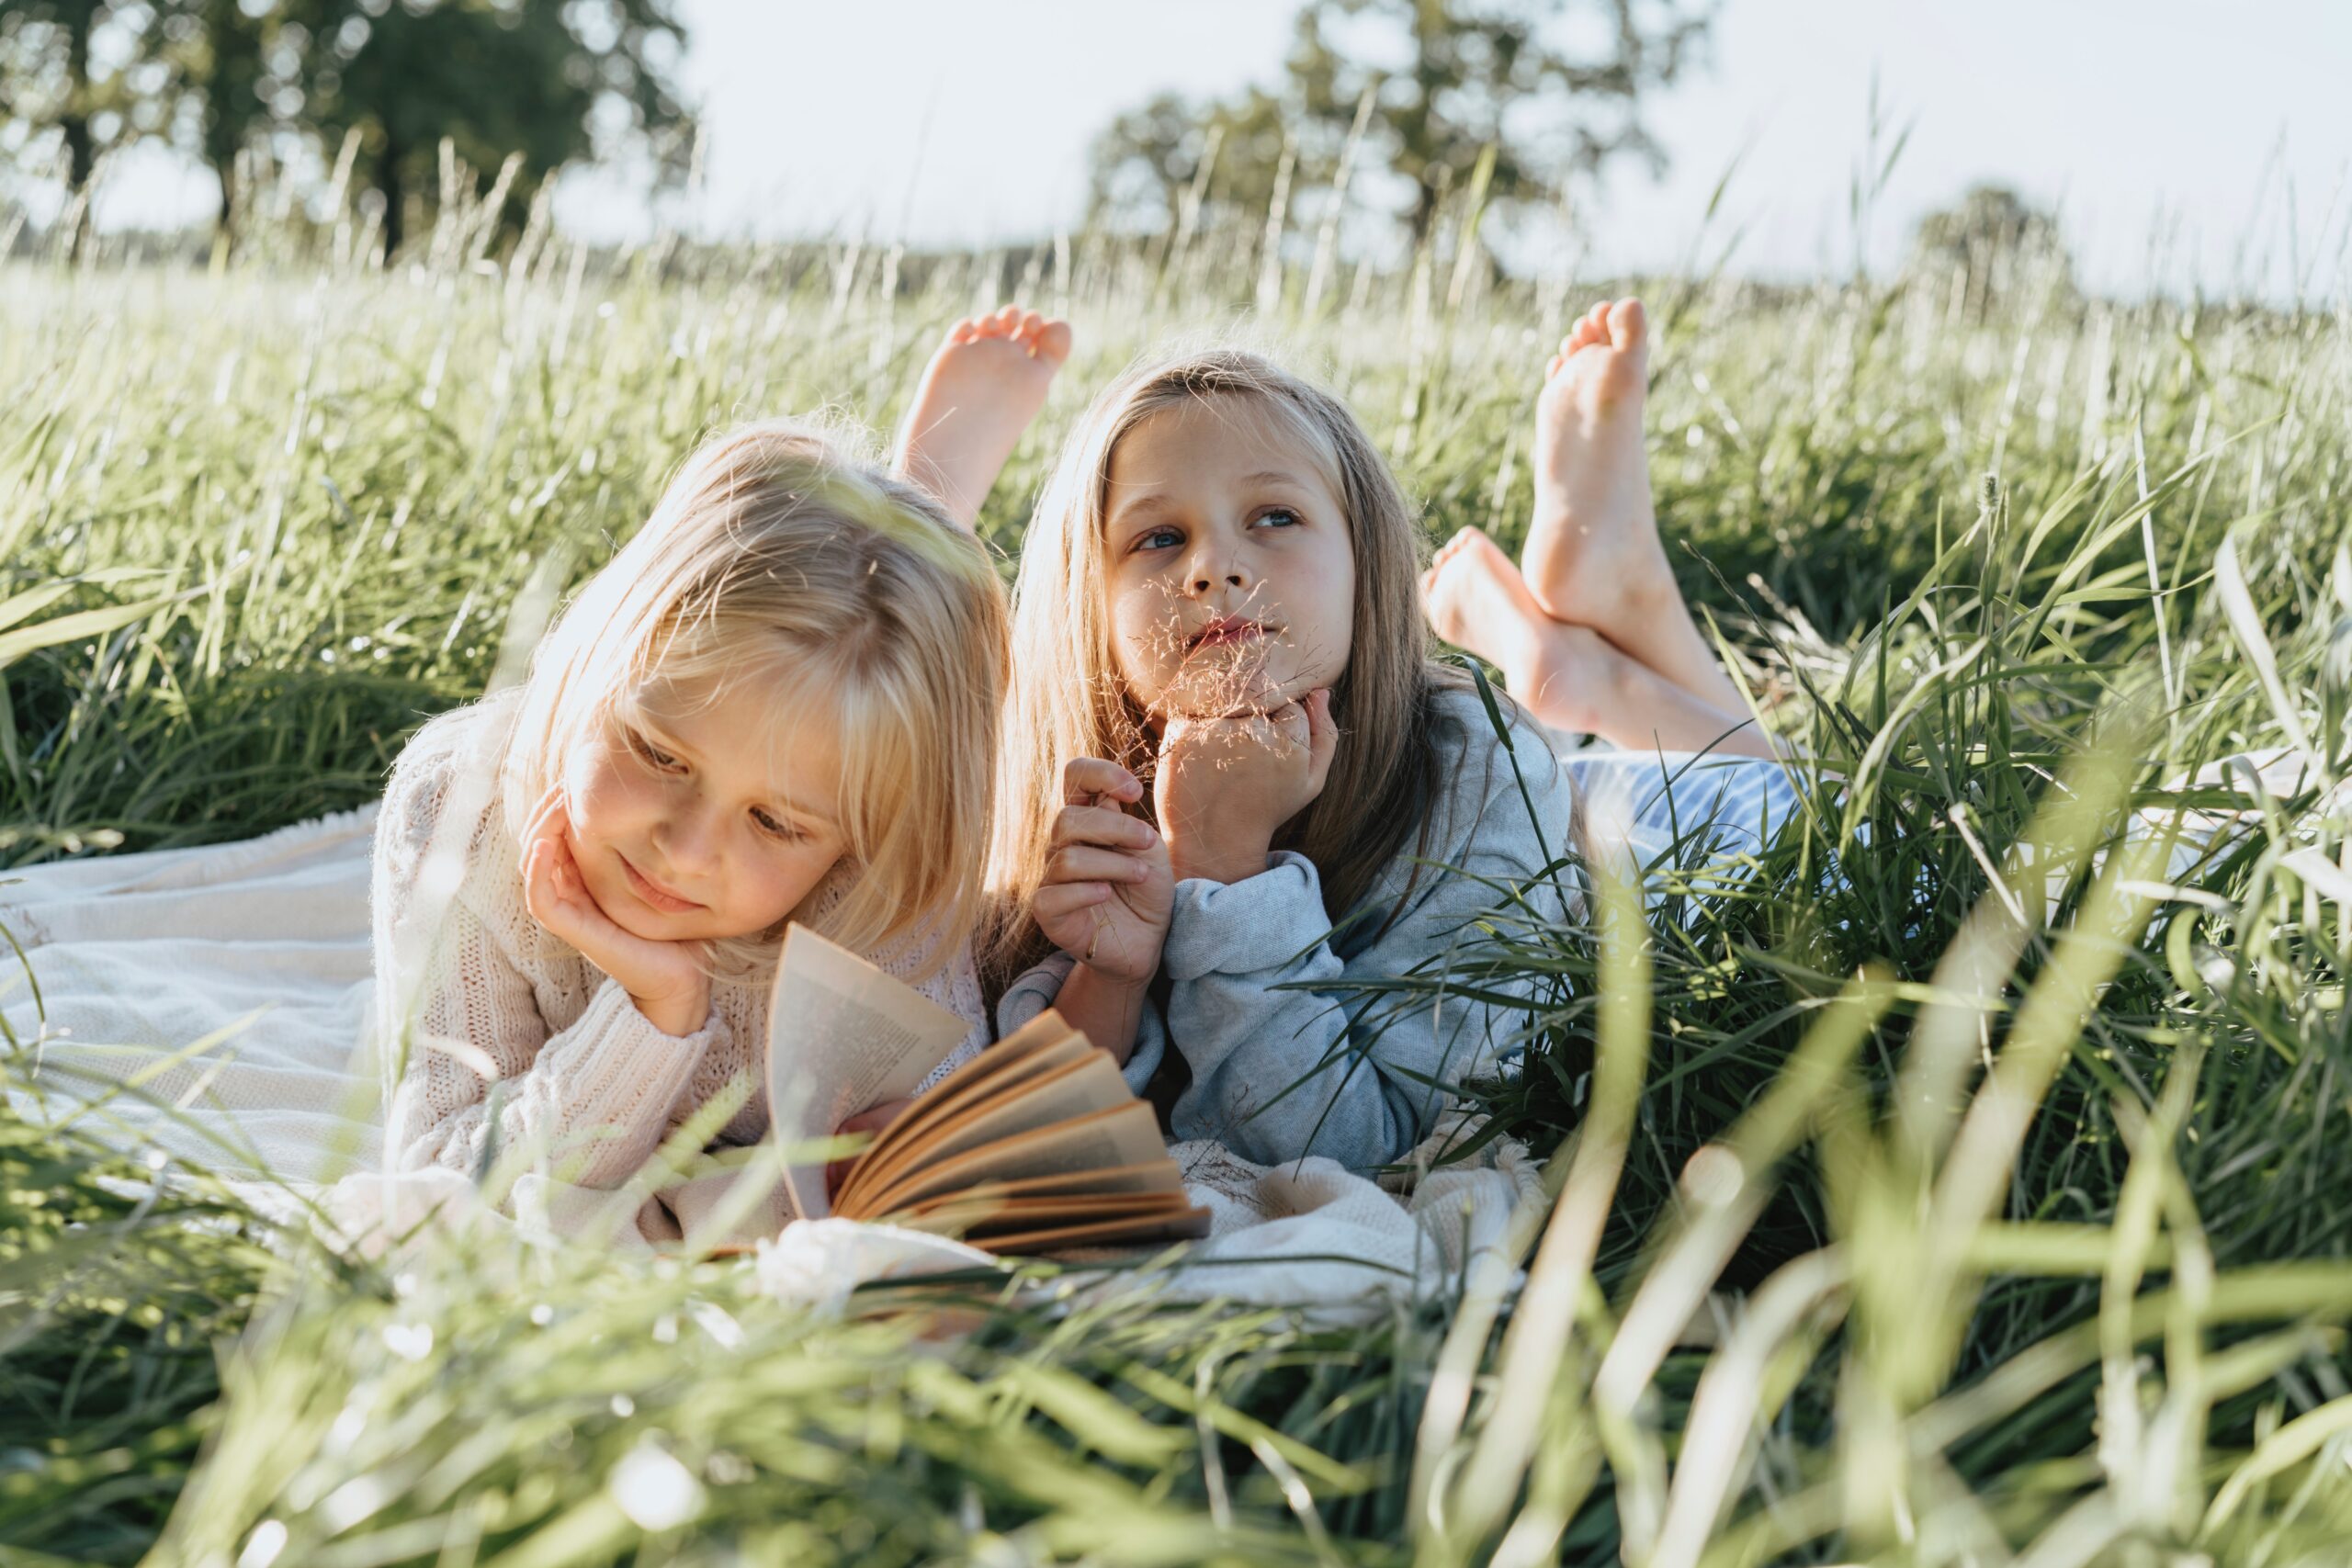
{"left": 761, "top": 926, "right": 1210, "bottom": 1254}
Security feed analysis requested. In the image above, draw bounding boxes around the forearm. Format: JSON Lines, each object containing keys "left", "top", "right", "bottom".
{"left": 390, "top": 979, "right": 715, "bottom": 1187}
{"left": 1049, "top": 963, "right": 1152, "bottom": 1066}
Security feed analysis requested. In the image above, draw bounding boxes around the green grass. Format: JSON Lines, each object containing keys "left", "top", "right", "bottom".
{"left": 5, "top": 193, "right": 2352, "bottom": 1565}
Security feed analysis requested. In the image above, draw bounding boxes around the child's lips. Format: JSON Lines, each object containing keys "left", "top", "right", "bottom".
{"left": 1188, "top": 618, "right": 1270, "bottom": 650}
{"left": 619, "top": 852, "right": 702, "bottom": 912}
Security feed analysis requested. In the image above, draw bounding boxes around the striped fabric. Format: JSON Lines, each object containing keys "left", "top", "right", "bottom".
{"left": 1553, "top": 743, "right": 1803, "bottom": 879}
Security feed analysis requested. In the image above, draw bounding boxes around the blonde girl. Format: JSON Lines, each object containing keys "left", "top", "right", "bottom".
{"left": 378, "top": 417, "right": 1009, "bottom": 1213}
{"left": 986, "top": 350, "right": 1579, "bottom": 1172}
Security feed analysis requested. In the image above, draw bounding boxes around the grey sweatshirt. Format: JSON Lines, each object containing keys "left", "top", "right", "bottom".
{"left": 998, "top": 683, "right": 1574, "bottom": 1172}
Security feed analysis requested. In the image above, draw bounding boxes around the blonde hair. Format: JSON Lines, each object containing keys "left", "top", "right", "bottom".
{"left": 503, "top": 417, "right": 1008, "bottom": 982}
{"left": 983, "top": 350, "right": 1464, "bottom": 987}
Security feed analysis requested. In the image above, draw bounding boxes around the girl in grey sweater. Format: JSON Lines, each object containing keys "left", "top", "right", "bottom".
{"left": 987, "top": 307, "right": 1797, "bottom": 1174}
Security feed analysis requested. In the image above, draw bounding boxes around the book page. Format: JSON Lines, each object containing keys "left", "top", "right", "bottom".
{"left": 836, "top": 1032, "right": 1094, "bottom": 1211}
{"left": 968, "top": 1207, "right": 1214, "bottom": 1255}
{"left": 901, "top": 1158, "right": 1187, "bottom": 1213}
{"left": 898, "top": 1191, "right": 1196, "bottom": 1237}
{"left": 766, "top": 924, "right": 977, "bottom": 1221}
{"left": 839, "top": 1046, "right": 1123, "bottom": 1216}
{"left": 865, "top": 1100, "right": 1170, "bottom": 1215}
{"left": 903, "top": 1161, "right": 1185, "bottom": 1213}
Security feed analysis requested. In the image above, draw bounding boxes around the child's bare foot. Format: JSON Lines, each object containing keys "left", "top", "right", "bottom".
{"left": 1521, "top": 299, "right": 1753, "bottom": 719}
{"left": 1424, "top": 526, "right": 1616, "bottom": 735}
{"left": 1424, "top": 526, "right": 1774, "bottom": 757}
{"left": 1522, "top": 298, "right": 1670, "bottom": 633}
{"left": 893, "top": 306, "right": 1073, "bottom": 531}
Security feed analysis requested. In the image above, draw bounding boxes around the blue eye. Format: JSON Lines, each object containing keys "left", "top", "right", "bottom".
{"left": 1136, "top": 526, "right": 1183, "bottom": 552}
{"left": 1256, "top": 508, "right": 1301, "bottom": 528}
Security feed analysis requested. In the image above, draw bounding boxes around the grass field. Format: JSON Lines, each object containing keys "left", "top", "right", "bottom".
{"left": 5, "top": 191, "right": 2352, "bottom": 1566}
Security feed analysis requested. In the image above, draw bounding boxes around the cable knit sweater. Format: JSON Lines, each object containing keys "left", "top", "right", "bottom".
{"left": 375, "top": 692, "right": 989, "bottom": 1196}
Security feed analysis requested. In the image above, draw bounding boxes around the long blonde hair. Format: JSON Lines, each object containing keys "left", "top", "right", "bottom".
{"left": 983, "top": 350, "right": 1462, "bottom": 987}
{"left": 503, "top": 417, "right": 1008, "bottom": 982}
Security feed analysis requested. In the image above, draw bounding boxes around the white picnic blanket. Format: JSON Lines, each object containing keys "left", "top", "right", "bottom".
{"left": 1, "top": 808, "right": 1541, "bottom": 1323}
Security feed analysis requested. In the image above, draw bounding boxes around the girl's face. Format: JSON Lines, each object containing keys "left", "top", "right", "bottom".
{"left": 559, "top": 668, "right": 849, "bottom": 943}
{"left": 1102, "top": 400, "right": 1356, "bottom": 722}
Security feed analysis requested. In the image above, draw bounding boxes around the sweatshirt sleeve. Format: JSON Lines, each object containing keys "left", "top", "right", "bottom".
{"left": 373, "top": 722, "right": 718, "bottom": 1190}
{"left": 1157, "top": 711, "right": 1572, "bottom": 1171}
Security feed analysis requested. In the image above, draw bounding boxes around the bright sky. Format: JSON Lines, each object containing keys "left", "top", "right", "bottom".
{"left": 40, "top": 0, "right": 2352, "bottom": 299}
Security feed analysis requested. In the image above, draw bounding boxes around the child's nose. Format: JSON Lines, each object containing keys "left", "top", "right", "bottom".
{"left": 655, "top": 803, "right": 725, "bottom": 874}
{"left": 1184, "top": 542, "right": 1250, "bottom": 593}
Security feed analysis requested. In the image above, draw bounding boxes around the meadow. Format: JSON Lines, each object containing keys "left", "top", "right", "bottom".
{"left": 5, "top": 181, "right": 2351, "bottom": 1566}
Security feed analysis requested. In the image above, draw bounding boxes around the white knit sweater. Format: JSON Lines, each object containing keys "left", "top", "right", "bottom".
{"left": 375, "top": 693, "right": 989, "bottom": 1195}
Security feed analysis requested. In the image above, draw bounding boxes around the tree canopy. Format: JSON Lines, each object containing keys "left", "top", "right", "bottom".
{"left": 1089, "top": 0, "right": 1710, "bottom": 245}
{"left": 1909, "top": 183, "right": 2075, "bottom": 315}
{"left": 0, "top": 0, "right": 693, "bottom": 257}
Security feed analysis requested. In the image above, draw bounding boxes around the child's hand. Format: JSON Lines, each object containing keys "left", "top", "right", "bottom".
{"left": 828, "top": 1095, "right": 916, "bottom": 1202}
{"left": 1035, "top": 758, "right": 1173, "bottom": 985}
{"left": 520, "top": 785, "right": 712, "bottom": 1037}
{"left": 1156, "top": 688, "right": 1338, "bottom": 885}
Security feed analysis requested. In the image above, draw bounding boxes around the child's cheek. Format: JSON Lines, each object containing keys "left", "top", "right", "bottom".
{"left": 754, "top": 848, "right": 841, "bottom": 932}
{"left": 560, "top": 749, "right": 645, "bottom": 857}
{"left": 1109, "top": 590, "right": 1177, "bottom": 708}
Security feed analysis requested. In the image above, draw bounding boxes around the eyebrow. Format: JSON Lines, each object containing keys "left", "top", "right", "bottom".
{"left": 1106, "top": 470, "right": 1316, "bottom": 526}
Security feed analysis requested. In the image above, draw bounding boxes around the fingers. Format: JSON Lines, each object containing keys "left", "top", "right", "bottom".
{"left": 1063, "top": 757, "right": 1143, "bottom": 807}
{"left": 1049, "top": 803, "right": 1158, "bottom": 852}
{"left": 1304, "top": 687, "right": 1339, "bottom": 794}
{"left": 521, "top": 784, "right": 567, "bottom": 854}
{"left": 839, "top": 1096, "right": 913, "bottom": 1136}
{"left": 521, "top": 836, "right": 572, "bottom": 934}
{"left": 1046, "top": 843, "right": 1155, "bottom": 888}
{"left": 1263, "top": 700, "right": 1313, "bottom": 754}
{"left": 1170, "top": 690, "right": 1337, "bottom": 775}
{"left": 1036, "top": 880, "right": 1114, "bottom": 922}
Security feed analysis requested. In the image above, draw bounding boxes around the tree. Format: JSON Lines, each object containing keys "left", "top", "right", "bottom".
{"left": 0, "top": 1, "right": 181, "bottom": 253}
{"left": 2, "top": 0, "right": 693, "bottom": 257}
{"left": 1087, "top": 0, "right": 1711, "bottom": 245}
{"left": 299, "top": 0, "right": 692, "bottom": 259}
{"left": 1909, "top": 184, "right": 2074, "bottom": 314}
{"left": 1088, "top": 87, "right": 1292, "bottom": 236}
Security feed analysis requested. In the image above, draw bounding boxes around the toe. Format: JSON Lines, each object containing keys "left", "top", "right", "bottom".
{"left": 1033, "top": 319, "right": 1074, "bottom": 366}
{"left": 1607, "top": 298, "right": 1647, "bottom": 352}
{"left": 950, "top": 318, "right": 980, "bottom": 344}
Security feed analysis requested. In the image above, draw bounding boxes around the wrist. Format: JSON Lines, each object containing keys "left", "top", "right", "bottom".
{"left": 631, "top": 981, "right": 710, "bottom": 1038}
{"left": 1057, "top": 962, "right": 1149, "bottom": 1064}
{"left": 1166, "top": 831, "right": 1272, "bottom": 886}
{"left": 1071, "top": 960, "right": 1152, "bottom": 996}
